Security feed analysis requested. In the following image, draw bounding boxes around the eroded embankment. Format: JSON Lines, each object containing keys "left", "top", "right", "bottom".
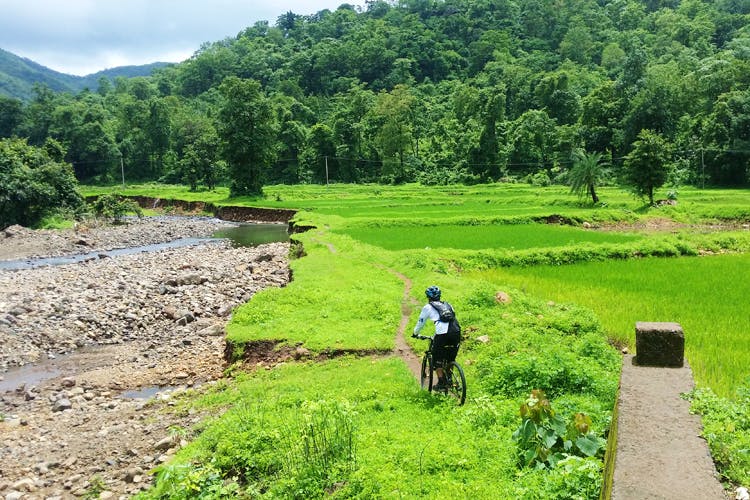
{"left": 96, "top": 196, "right": 298, "bottom": 225}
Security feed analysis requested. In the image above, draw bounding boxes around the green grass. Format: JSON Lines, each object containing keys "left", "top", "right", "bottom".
{"left": 226, "top": 232, "right": 402, "bottom": 353}
{"left": 339, "top": 223, "right": 643, "bottom": 251}
{"left": 143, "top": 357, "right": 523, "bottom": 499}
{"left": 471, "top": 253, "right": 750, "bottom": 397}
{"left": 144, "top": 283, "right": 619, "bottom": 498}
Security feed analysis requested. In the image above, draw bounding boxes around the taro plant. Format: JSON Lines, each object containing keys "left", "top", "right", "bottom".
{"left": 512, "top": 389, "right": 604, "bottom": 468}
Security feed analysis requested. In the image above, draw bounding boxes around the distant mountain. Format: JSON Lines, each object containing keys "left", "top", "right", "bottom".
{"left": 0, "top": 48, "right": 170, "bottom": 100}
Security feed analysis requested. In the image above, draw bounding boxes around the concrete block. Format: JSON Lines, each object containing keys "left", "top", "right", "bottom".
{"left": 635, "top": 321, "right": 684, "bottom": 367}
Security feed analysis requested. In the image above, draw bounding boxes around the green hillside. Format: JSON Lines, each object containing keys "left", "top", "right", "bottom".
{"left": 0, "top": 48, "right": 169, "bottom": 100}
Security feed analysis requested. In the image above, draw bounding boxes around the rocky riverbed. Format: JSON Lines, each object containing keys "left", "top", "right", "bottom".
{"left": 0, "top": 217, "right": 290, "bottom": 499}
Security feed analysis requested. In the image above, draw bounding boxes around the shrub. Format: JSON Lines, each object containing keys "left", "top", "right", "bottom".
{"left": 686, "top": 383, "right": 750, "bottom": 485}
{"left": 477, "top": 350, "right": 608, "bottom": 399}
{"left": 90, "top": 192, "right": 143, "bottom": 223}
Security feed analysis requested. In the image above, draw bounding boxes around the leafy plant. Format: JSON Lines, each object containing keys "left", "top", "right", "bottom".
{"left": 83, "top": 475, "right": 107, "bottom": 499}
{"left": 512, "top": 390, "right": 604, "bottom": 469}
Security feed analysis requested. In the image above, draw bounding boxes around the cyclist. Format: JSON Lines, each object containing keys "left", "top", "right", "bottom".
{"left": 412, "top": 285, "right": 460, "bottom": 390}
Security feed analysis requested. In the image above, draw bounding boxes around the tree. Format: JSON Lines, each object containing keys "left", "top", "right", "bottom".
{"left": 471, "top": 85, "right": 506, "bottom": 180}
{"left": 179, "top": 130, "right": 221, "bottom": 191}
{"left": 569, "top": 150, "right": 608, "bottom": 204}
{"left": 49, "top": 96, "right": 119, "bottom": 182}
{"left": 144, "top": 98, "right": 172, "bottom": 179}
{"left": 301, "top": 123, "right": 336, "bottom": 184}
{"left": 0, "top": 138, "right": 83, "bottom": 228}
{"left": 0, "top": 96, "right": 23, "bottom": 138}
{"left": 508, "top": 109, "right": 558, "bottom": 177}
{"left": 371, "top": 84, "right": 415, "bottom": 182}
{"left": 623, "top": 130, "right": 673, "bottom": 205}
{"left": 218, "top": 77, "right": 276, "bottom": 196}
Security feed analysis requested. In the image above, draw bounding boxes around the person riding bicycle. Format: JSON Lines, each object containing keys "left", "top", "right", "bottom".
{"left": 412, "top": 285, "right": 461, "bottom": 390}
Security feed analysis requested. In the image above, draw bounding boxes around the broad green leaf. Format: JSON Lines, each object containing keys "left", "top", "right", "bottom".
{"left": 575, "top": 435, "right": 602, "bottom": 457}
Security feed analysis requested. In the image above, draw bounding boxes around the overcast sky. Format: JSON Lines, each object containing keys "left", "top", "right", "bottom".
{"left": 0, "top": 1, "right": 366, "bottom": 76}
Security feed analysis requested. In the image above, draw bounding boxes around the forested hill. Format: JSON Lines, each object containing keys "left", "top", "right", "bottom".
{"left": 2, "top": 0, "right": 750, "bottom": 191}
{"left": 0, "top": 48, "right": 169, "bottom": 100}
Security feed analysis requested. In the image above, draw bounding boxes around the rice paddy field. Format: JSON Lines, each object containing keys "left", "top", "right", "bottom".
{"left": 472, "top": 254, "right": 750, "bottom": 397}
{"left": 337, "top": 223, "right": 643, "bottom": 251}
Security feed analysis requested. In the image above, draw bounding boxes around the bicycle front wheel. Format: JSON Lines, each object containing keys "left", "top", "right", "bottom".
{"left": 446, "top": 361, "right": 466, "bottom": 405}
{"left": 420, "top": 353, "right": 433, "bottom": 391}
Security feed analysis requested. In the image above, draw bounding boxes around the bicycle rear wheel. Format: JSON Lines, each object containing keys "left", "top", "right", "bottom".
{"left": 446, "top": 361, "right": 466, "bottom": 405}
{"left": 420, "top": 353, "right": 433, "bottom": 391}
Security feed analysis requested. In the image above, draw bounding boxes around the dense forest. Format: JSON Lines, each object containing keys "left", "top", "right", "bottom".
{"left": 1, "top": 0, "right": 750, "bottom": 197}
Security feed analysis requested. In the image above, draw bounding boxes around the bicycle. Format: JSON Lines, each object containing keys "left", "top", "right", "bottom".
{"left": 414, "top": 334, "right": 466, "bottom": 405}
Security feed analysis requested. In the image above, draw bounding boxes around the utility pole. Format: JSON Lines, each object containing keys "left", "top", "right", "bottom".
{"left": 325, "top": 155, "right": 329, "bottom": 187}
{"left": 701, "top": 148, "right": 705, "bottom": 190}
{"left": 120, "top": 156, "right": 125, "bottom": 188}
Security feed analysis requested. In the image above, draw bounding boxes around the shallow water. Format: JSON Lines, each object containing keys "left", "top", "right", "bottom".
{"left": 120, "top": 386, "right": 165, "bottom": 400}
{"left": 0, "top": 359, "right": 64, "bottom": 393}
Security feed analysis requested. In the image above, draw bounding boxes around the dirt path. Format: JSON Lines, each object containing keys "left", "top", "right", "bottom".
{"left": 315, "top": 236, "right": 422, "bottom": 378}
{"left": 388, "top": 269, "right": 422, "bottom": 379}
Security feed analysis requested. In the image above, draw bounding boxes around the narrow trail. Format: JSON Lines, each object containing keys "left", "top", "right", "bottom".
{"left": 315, "top": 236, "right": 421, "bottom": 377}
{"left": 381, "top": 266, "right": 422, "bottom": 379}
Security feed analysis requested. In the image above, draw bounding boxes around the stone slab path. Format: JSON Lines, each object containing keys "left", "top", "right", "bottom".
{"left": 612, "top": 355, "right": 726, "bottom": 499}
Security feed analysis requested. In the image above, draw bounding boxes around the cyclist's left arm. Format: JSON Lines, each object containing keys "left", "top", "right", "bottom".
{"left": 413, "top": 305, "right": 431, "bottom": 336}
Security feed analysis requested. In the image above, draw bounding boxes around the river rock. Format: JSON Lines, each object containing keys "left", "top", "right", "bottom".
{"left": 175, "top": 273, "right": 207, "bottom": 286}
{"left": 198, "top": 324, "right": 224, "bottom": 337}
{"left": 153, "top": 436, "right": 178, "bottom": 452}
{"left": 495, "top": 291, "right": 512, "bottom": 304}
{"left": 11, "top": 478, "right": 35, "bottom": 492}
{"left": 3, "top": 224, "right": 25, "bottom": 237}
{"left": 0, "top": 217, "right": 291, "bottom": 498}
{"left": 52, "top": 398, "right": 72, "bottom": 412}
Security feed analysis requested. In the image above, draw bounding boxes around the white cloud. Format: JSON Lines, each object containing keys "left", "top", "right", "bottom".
{"left": 0, "top": 0, "right": 365, "bottom": 75}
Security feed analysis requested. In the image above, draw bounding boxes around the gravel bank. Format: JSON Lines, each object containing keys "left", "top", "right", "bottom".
{"left": 0, "top": 217, "right": 290, "bottom": 498}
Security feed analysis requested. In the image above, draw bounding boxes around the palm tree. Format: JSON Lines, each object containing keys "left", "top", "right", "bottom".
{"left": 569, "top": 149, "right": 607, "bottom": 204}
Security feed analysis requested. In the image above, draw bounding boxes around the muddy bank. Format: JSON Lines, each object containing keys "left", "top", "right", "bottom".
{"left": 0, "top": 217, "right": 290, "bottom": 498}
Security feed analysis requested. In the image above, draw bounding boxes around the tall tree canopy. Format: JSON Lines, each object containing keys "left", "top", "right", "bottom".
{"left": 218, "top": 77, "right": 276, "bottom": 196}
